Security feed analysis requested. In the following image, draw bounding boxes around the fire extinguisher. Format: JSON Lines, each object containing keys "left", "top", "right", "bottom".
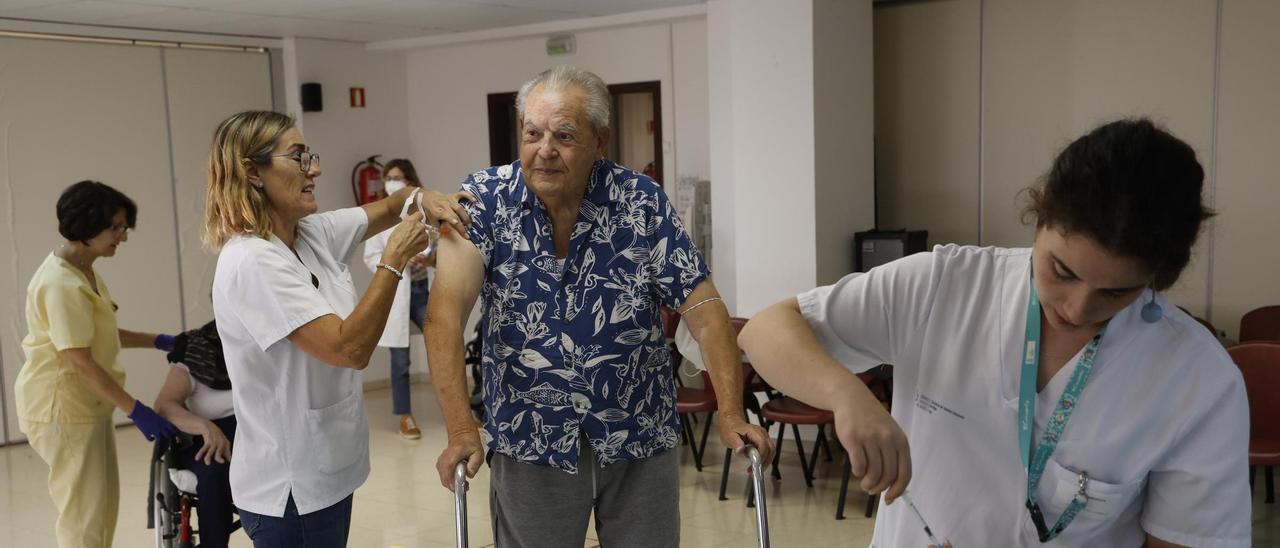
{"left": 351, "top": 155, "right": 384, "bottom": 205}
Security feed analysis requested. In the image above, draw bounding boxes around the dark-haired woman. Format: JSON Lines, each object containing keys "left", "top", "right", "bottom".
{"left": 15, "top": 180, "right": 179, "bottom": 548}
{"left": 740, "top": 120, "right": 1249, "bottom": 547}
{"left": 361, "top": 158, "right": 433, "bottom": 439}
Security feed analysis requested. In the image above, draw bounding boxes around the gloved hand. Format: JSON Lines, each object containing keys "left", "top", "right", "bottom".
{"left": 154, "top": 334, "right": 176, "bottom": 352}
{"left": 130, "top": 401, "right": 178, "bottom": 441}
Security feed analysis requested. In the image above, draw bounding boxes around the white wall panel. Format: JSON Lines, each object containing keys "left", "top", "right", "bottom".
{"left": 161, "top": 48, "right": 273, "bottom": 329}
{"left": 0, "top": 37, "right": 178, "bottom": 442}
{"left": 0, "top": 38, "right": 272, "bottom": 444}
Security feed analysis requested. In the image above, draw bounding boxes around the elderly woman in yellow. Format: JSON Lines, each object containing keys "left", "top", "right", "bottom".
{"left": 15, "top": 180, "right": 180, "bottom": 548}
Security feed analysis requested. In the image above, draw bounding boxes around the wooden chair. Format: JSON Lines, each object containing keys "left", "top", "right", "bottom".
{"left": 1228, "top": 342, "right": 1280, "bottom": 503}
{"left": 1241, "top": 305, "right": 1280, "bottom": 343}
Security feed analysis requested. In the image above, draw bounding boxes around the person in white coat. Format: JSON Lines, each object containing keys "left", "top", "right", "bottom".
{"left": 362, "top": 159, "right": 434, "bottom": 439}
{"left": 203, "top": 111, "right": 472, "bottom": 546}
{"left": 741, "top": 119, "right": 1250, "bottom": 548}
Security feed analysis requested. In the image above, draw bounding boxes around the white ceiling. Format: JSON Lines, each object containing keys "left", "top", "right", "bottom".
{"left": 0, "top": 0, "right": 704, "bottom": 42}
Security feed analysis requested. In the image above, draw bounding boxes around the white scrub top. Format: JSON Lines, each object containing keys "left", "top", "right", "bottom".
{"left": 175, "top": 364, "right": 234, "bottom": 420}
{"left": 361, "top": 228, "right": 432, "bottom": 348}
{"left": 798, "top": 245, "right": 1250, "bottom": 548}
{"left": 213, "top": 207, "right": 371, "bottom": 518}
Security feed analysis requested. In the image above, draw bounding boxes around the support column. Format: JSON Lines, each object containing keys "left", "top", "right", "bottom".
{"left": 707, "top": 0, "right": 874, "bottom": 316}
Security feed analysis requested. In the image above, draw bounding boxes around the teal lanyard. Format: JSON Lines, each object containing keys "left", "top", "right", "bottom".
{"left": 1019, "top": 280, "right": 1106, "bottom": 542}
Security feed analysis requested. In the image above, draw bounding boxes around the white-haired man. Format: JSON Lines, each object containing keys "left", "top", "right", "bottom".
{"left": 425, "top": 66, "right": 772, "bottom": 547}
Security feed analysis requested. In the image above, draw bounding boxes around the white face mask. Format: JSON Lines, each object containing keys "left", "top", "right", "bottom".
{"left": 384, "top": 178, "right": 408, "bottom": 195}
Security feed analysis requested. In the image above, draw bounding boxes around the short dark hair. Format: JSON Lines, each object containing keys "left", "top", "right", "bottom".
{"left": 1023, "top": 119, "right": 1214, "bottom": 290}
{"left": 57, "top": 180, "right": 137, "bottom": 244}
{"left": 383, "top": 158, "right": 422, "bottom": 188}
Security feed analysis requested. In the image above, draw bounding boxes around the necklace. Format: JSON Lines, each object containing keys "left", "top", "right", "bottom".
{"left": 57, "top": 244, "right": 94, "bottom": 271}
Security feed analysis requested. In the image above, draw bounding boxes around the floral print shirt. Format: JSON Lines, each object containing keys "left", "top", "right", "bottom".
{"left": 460, "top": 159, "right": 709, "bottom": 473}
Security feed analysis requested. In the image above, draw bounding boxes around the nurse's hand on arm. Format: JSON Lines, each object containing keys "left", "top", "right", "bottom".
{"left": 118, "top": 328, "right": 176, "bottom": 351}
{"left": 154, "top": 367, "right": 232, "bottom": 465}
{"left": 739, "top": 297, "right": 912, "bottom": 504}
{"left": 61, "top": 347, "right": 177, "bottom": 440}
{"left": 362, "top": 186, "right": 475, "bottom": 241}
{"left": 424, "top": 228, "right": 486, "bottom": 491}
{"left": 680, "top": 280, "right": 774, "bottom": 465}
{"left": 288, "top": 212, "right": 433, "bottom": 369}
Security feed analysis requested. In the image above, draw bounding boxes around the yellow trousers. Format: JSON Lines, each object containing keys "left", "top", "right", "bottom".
{"left": 21, "top": 419, "right": 120, "bottom": 548}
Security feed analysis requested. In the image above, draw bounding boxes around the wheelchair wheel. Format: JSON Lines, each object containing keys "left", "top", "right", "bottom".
{"left": 153, "top": 448, "right": 179, "bottom": 548}
{"left": 153, "top": 436, "right": 199, "bottom": 548}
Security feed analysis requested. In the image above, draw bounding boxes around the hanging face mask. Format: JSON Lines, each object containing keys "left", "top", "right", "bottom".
{"left": 384, "top": 178, "right": 409, "bottom": 195}
{"left": 399, "top": 188, "right": 440, "bottom": 257}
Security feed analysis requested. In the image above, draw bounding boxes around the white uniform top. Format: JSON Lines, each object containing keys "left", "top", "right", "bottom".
{"left": 361, "top": 228, "right": 432, "bottom": 348}
{"left": 798, "top": 245, "right": 1250, "bottom": 548}
{"left": 174, "top": 364, "right": 234, "bottom": 420}
{"left": 213, "top": 207, "right": 371, "bottom": 518}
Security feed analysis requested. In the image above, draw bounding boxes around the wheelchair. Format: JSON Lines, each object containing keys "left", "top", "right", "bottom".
{"left": 148, "top": 434, "right": 240, "bottom": 547}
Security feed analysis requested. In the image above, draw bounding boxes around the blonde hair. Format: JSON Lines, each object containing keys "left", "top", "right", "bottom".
{"left": 203, "top": 111, "right": 294, "bottom": 250}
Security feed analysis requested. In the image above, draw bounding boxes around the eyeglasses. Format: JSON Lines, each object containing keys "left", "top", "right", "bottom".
{"left": 264, "top": 150, "right": 320, "bottom": 173}
{"left": 109, "top": 224, "right": 132, "bottom": 236}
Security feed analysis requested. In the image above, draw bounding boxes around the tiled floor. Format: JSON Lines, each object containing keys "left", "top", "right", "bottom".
{"left": 0, "top": 382, "right": 1276, "bottom": 546}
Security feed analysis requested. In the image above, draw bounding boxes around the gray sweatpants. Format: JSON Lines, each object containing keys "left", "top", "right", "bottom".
{"left": 488, "top": 437, "right": 680, "bottom": 548}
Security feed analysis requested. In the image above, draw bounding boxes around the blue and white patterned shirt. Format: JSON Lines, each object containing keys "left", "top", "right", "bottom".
{"left": 461, "top": 159, "right": 709, "bottom": 473}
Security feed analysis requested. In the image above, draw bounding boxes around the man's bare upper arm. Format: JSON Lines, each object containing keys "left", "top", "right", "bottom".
{"left": 429, "top": 228, "right": 485, "bottom": 328}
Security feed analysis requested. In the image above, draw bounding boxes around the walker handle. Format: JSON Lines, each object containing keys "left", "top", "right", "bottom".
{"left": 454, "top": 461, "right": 469, "bottom": 548}
{"left": 746, "top": 446, "right": 770, "bottom": 548}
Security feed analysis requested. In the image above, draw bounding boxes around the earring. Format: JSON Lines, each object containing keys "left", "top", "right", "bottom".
{"left": 1140, "top": 288, "right": 1163, "bottom": 323}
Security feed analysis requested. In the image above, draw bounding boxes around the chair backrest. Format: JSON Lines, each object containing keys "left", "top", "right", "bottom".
{"left": 1228, "top": 342, "right": 1280, "bottom": 441}
{"left": 728, "top": 316, "right": 748, "bottom": 334}
{"left": 697, "top": 370, "right": 716, "bottom": 395}
{"left": 1241, "top": 305, "right": 1280, "bottom": 343}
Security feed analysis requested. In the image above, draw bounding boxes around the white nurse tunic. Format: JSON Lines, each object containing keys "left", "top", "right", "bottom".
{"left": 797, "top": 245, "right": 1250, "bottom": 547}
{"left": 213, "top": 207, "right": 371, "bottom": 518}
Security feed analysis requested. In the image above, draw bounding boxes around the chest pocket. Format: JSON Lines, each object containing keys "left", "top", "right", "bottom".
{"left": 1027, "top": 459, "right": 1145, "bottom": 541}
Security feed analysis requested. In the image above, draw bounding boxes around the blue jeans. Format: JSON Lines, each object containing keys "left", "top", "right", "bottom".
{"left": 388, "top": 278, "right": 429, "bottom": 415}
{"left": 239, "top": 494, "right": 352, "bottom": 548}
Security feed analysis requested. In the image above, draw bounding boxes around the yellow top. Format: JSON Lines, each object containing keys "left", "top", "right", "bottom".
{"left": 15, "top": 253, "right": 126, "bottom": 423}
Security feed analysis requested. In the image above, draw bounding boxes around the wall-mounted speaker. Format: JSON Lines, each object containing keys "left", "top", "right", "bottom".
{"left": 301, "top": 82, "right": 322, "bottom": 112}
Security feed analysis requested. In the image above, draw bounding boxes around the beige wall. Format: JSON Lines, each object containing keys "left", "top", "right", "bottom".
{"left": 874, "top": 0, "right": 1278, "bottom": 337}
{"left": 874, "top": 0, "right": 981, "bottom": 247}
{"left": 1212, "top": 0, "right": 1280, "bottom": 339}
{"left": 0, "top": 37, "right": 271, "bottom": 443}
{"left": 672, "top": 18, "right": 711, "bottom": 182}
{"left": 162, "top": 48, "right": 274, "bottom": 329}
{"left": 814, "top": 0, "right": 876, "bottom": 285}
{"left": 404, "top": 21, "right": 687, "bottom": 195}
{"left": 981, "top": 0, "right": 1217, "bottom": 316}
